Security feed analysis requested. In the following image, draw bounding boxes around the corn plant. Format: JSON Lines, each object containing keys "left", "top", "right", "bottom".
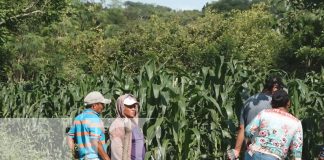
{"left": 0, "top": 59, "right": 323, "bottom": 159}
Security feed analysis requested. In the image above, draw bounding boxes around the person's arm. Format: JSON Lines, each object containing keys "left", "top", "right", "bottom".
{"left": 228, "top": 105, "right": 247, "bottom": 159}
{"left": 97, "top": 140, "right": 110, "bottom": 160}
{"left": 290, "top": 121, "right": 303, "bottom": 160}
{"left": 67, "top": 136, "right": 75, "bottom": 151}
{"left": 109, "top": 123, "right": 125, "bottom": 160}
{"left": 67, "top": 126, "right": 78, "bottom": 159}
{"left": 233, "top": 124, "right": 245, "bottom": 156}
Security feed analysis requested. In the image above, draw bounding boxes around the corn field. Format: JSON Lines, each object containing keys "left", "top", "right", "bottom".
{"left": 0, "top": 57, "right": 323, "bottom": 159}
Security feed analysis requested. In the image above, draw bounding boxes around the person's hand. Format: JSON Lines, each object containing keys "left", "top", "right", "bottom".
{"left": 227, "top": 149, "right": 239, "bottom": 160}
{"left": 71, "top": 149, "right": 79, "bottom": 159}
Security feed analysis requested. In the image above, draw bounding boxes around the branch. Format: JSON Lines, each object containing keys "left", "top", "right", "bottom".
{"left": 22, "top": 0, "right": 40, "bottom": 12}
{"left": 0, "top": 10, "right": 44, "bottom": 26}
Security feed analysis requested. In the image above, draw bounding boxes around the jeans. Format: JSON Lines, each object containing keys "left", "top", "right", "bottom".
{"left": 248, "top": 151, "right": 278, "bottom": 160}
{"left": 244, "top": 151, "right": 252, "bottom": 160}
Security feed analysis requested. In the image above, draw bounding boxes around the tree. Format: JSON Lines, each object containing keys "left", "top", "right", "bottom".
{"left": 0, "top": 0, "right": 68, "bottom": 82}
{"left": 204, "top": 0, "right": 251, "bottom": 12}
{"left": 221, "top": 4, "right": 285, "bottom": 70}
{"left": 123, "top": 1, "right": 172, "bottom": 20}
{"left": 274, "top": 0, "right": 324, "bottom": 75}
{"left": 205, "top": 0, "right": 268, "bottom": 12}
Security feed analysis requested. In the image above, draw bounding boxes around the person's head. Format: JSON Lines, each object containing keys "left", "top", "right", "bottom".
{"left": 123, "top": 95, "right": 139, "bottom": 118}
{"left": 84, "top": 91, "right": 111, "bottom": 114}
{"left": 271, "top": 89, "right": 290, "bottom": 109}
{"left": 319, "top": 146, "right": 324, "bottom": 160}
{"left": 264, "top": 75, "right": 285, "bottom": 93}
{"left": 116, "top": 94, "right": 139, "bottom": 119}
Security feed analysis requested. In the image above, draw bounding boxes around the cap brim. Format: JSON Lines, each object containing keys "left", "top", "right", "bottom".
{"left": 124, "top": 98, "right": 138, "bottom": 106}
{"left": 101, "top": 99, "right": 111, "bottom": 104}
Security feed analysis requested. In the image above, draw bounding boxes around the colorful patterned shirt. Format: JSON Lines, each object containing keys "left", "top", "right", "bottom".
{"left": 68, "top": 109, "right": 107, "bottom": 159}
{"left": 245, "top": 109, "right": 303, "bottom": 159}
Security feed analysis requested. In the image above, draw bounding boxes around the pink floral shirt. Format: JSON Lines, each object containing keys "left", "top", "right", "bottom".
{"left": 245, "top": 109, "right": 303, "bottom": 159}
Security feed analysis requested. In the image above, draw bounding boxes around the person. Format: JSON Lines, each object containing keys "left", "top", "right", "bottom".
{"left": 67, "top": 91, "right": 111, "bottom": 160}
{"left": 319, "top": 146, "right": 324, "bottom": 160}
{"left": 227, "top": 76, "right": 285, "bottom": 159}
{"left": 245, "top": 89, "right": 303, "bottom": 160}
{"left": 109, "top": 94, "right": 146, "bottom": 160}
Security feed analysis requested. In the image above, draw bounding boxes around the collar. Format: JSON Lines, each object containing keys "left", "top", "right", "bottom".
{"left": 83, "top": 108, "right": 99, "bottom": 116}
{"left": 273, "top": 107, "right": 289, "bottom": 113}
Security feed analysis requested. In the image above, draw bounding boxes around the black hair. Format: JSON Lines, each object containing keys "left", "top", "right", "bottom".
{"left": 85, "top": 103, "right": 95, "bottom": 108}
{"left": 264, "top": 75, "right": 285, "bottom": 91}
{"left": 271, "top": 89, "right": 290, "bottom": 108}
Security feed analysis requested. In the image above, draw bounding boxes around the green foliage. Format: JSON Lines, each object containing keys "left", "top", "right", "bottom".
{"left": 204, "top": 0, "right": 267, "bottom": 12}
{"left": 274, "top": 0, "right": 324, "bottom": 75}
{"left": 287, "top": 69, "right": 324, "bottom": 158}
{"left": 1, "top": 0, "right": 321, "bottom": 82}
{"left": 222, "top": 4, "right": 285, "bottom": 70}
{"left": 123, "top": 1, "right": 172, "bottom": 20}
{"left": 1, "top": 1, "right": 291, "bottom": 82}
{"left": 100, "top": 5, "right": 284, "bottom": 73}
{"left": 0, "top": 0, "right": 69, "bottom": 82}
{"left": 205, "top": 0, "right": 251, "bottom": 12}
{"left": 0, "top": 47, "right": 11, "bottom": 81}
{"left": 0, "top": 61, "right": 323, "bottom": 159}
{"left": 0, "top": 1, "right": 323, "bottom": 158}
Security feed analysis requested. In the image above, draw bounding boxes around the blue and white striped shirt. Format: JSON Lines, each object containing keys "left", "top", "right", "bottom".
{"left": 68, "top": 109, "right": 107, "bottom": 159}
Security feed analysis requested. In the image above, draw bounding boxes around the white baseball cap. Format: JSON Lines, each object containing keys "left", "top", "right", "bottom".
{"left": 123, "top": 96, "right": 138, "bottom": 106}
{"left": 84, "top": 91, "right": 111, "bottom": 105}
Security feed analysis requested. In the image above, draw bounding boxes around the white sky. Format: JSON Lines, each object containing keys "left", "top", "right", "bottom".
{"left": 92, "top": 0, "right": 217, "bottom": 10}
{"left": 120, "top": 0, "right": 217, "bottom": 10}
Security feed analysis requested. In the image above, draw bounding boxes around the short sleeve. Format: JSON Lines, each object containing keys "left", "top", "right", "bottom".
{"left": 240, "top": 97, "right": 253, "bottom": 126}
{"left": 240, "top": 106, "right": 245, "bottom": 126}
{"left": 245, "top": 111, "right": 262, "bottom": 138}
{"left": 68, "top": 123, "right": 76, "bottom": 139}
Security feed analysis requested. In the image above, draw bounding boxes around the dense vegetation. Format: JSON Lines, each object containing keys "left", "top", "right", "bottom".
{"left": 1, "top": 0, "right": 323, "bottom": 81}
{"left": 0, "top": 0, "right": 323, "bottom": 159}
{"left": 0, "top": 61, "right": 323, "bottom": 159}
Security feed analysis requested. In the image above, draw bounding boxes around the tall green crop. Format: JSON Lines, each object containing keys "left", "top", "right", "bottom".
{"left": 0, "top": 59, "right": 323, "bottom": 159}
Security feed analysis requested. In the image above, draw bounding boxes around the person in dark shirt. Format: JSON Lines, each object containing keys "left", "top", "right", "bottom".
{"left": 228, "top": 76, "right": 285, "bottom": 160}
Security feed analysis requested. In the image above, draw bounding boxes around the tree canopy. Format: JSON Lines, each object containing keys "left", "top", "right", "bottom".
{"left": 0, "top": 0, "right": 323, "bottom": 82}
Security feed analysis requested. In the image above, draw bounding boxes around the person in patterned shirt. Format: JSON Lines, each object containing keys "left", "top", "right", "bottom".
{"left": 245, "top": 89, "right": 303, "bottom": 160}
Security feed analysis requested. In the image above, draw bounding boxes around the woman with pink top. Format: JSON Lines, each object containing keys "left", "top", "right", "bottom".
{"left": 245, "top": 90, "right": 303, "bottom": 160}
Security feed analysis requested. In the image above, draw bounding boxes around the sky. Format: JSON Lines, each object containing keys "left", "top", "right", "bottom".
{"left": 120, "top": 0, "right": 217, "bottom": 10}
{"left": 92, "top": 0, "right": 217, "bottom": 11}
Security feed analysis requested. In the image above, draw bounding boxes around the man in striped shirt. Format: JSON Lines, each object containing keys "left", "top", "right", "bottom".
{"left": 67, "top": 91, "right": 111, "bottom": 160}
